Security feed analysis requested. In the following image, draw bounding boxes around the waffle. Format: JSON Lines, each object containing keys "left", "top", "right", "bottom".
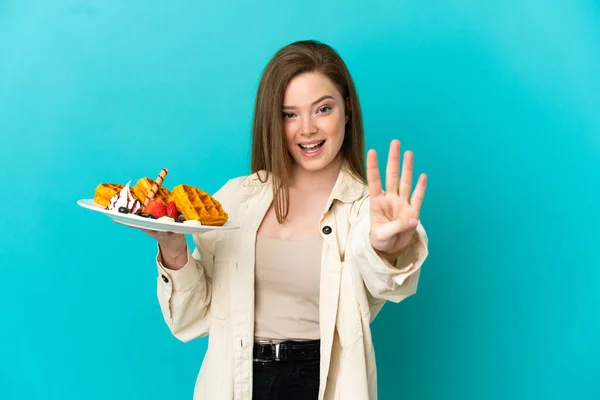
{"left": 94, "top": 183, "right": 124, "bottom": 207}
{"left": 131, "top": 177, "right": 171, "bottom": 204}
{"left": 170, "top": 184, "right": 228, "bottom": 226}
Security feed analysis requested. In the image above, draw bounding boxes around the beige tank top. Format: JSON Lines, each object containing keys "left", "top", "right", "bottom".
{"left": 254, "top": 235, "right": 323, "bottom": 342}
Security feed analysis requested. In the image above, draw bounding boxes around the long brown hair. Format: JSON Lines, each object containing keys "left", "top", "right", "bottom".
{"left": 251, "top": 40, "right": 366, "bottom": 223}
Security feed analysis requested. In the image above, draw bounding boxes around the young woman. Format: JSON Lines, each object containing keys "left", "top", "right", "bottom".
{"left": 141, "top": 40, "right": 428, "bottom": 399}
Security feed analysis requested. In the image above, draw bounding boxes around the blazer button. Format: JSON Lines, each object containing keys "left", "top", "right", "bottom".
{"left": 322, "top": 225, "right": 332, "bottom": 235}
{"left": 161, "top": 275, "right": 169, "bottom": 283}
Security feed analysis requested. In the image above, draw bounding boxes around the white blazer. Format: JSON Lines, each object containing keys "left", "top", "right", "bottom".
{"left": 156, "top": 166, "right": 429, "bottom": 399}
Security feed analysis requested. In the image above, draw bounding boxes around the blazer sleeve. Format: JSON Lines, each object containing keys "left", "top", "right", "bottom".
{"left": 155, "top": 177, "right": 242, "bottom": 342}
{"left": 346, "top": 196, "right": 429, "bottom": 303}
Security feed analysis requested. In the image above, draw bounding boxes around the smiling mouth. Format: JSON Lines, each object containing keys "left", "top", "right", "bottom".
{"left": 299, "top": 140, "right": 325, "bottom": 151}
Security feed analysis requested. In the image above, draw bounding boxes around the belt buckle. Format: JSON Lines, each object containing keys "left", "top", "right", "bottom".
{"left": 254, "top": 340, "right": 282, "bottom": 362}
{"left": 274, "top": 342, "right": 281, "bottom": 361}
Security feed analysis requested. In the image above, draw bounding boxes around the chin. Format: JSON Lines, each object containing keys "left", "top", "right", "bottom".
{"left": 292, "top": 154, "right": 340, "bottom": 173}
{"left": 297, "top": 161, "right": 328, "bottom": 172}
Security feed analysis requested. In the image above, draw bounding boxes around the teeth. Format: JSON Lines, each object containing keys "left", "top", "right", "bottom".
{"left": 300, "top": 141, "right": 324, "bottom": 150}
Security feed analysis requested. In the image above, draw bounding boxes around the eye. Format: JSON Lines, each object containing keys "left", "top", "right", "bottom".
{"left": 318, "top": 106, "right": 332, "bottom": 114}
{"left": 283, "top": 112, "right": 296, "bottom": 119}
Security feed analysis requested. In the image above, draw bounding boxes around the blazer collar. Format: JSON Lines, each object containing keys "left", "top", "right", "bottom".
{"left": 243, "top": 162, "right": 367, "bottom": 204}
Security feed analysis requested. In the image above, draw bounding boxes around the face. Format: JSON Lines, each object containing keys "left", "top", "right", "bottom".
{"left": 282, "top": 72, "right": 348, "bottom": 173}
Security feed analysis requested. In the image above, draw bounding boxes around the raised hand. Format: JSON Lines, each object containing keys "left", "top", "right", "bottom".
{"left": 367, "top": 139, "right": 427, "bottom": 259}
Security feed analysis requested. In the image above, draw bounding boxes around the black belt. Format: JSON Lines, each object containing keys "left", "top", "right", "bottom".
{"left": 253, "top": 339, "right": 320, "bottom": 362}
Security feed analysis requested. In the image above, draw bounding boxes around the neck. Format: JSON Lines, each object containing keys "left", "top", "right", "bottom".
{"left": 290, "top": 154, "right": 344, "bottom": 191}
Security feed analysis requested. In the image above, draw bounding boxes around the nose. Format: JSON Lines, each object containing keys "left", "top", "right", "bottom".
{"left": 300, "top": 115, "right": 318, "bottom": 136}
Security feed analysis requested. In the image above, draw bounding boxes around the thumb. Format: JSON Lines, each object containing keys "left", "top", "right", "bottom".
{"left": 371, "top": 220, "right": 402, "bottom": 242}
{"left": 372, "top": 218, "right": 418, "bottom": 241}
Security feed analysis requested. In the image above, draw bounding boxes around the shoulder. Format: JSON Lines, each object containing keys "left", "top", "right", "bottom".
{"left": 219, "top": 170, "right": 269, "bottom": 191}
{"left": 213, "top": 171, "right": 269, "bottom": 203}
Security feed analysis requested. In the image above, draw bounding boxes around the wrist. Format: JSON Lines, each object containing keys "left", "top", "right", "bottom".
{"left": 158, "top": 235, "right": 187, "bottom": 253}
{"left": 374, "top": 248, "right": 404, "bottom": 262}
{"left": 158, "top": 240, "right": 188, "bottom": 270}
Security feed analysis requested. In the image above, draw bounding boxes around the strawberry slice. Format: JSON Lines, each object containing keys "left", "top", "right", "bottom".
{"left": 166, "top": 201, "right": 179, "bottom": 219}
{"left": 144, "top": 199, "right": 167, "bottom": 219}
{"left": 152, "top": 203, "right": 167, "bottom": 219}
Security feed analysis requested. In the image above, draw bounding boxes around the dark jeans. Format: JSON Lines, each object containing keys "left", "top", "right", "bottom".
{"left": 252, "top": 358, "right": 320, "bottom": 400}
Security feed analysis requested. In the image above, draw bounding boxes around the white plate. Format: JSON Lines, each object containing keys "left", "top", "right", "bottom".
{"left": 77, "top": 199, "right": 240, "bottom": 234}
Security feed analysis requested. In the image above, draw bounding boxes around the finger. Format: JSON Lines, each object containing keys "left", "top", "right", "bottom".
{"left": 367, "top": 149, "right": 383, "bottom": 197}
{"left": 399, "top": 150, "right": 414, "bottom": 200}
{"left": 385, "top": 140, "right": 400, "bottom": 195}
{"left": 410, "top": 173, "right": 428, "bottom": 210}
{"left": 372, "top": 218, "right": 418, "bottom": 242}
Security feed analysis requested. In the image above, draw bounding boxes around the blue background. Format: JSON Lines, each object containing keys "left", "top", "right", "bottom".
{"left": 1, "top": 1, "right": 599, "bottom": 399}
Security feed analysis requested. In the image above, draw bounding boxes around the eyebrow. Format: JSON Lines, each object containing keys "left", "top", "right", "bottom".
{"left": 282, "top": 95, "right": 335, "bottom": 110}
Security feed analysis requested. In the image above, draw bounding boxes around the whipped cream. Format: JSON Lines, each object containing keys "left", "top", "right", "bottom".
{"left": 107, "top": 180, "right": 142, "bottom": 213}
{"left": 182, "top": 219, "right": 202, "bottom": 226}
